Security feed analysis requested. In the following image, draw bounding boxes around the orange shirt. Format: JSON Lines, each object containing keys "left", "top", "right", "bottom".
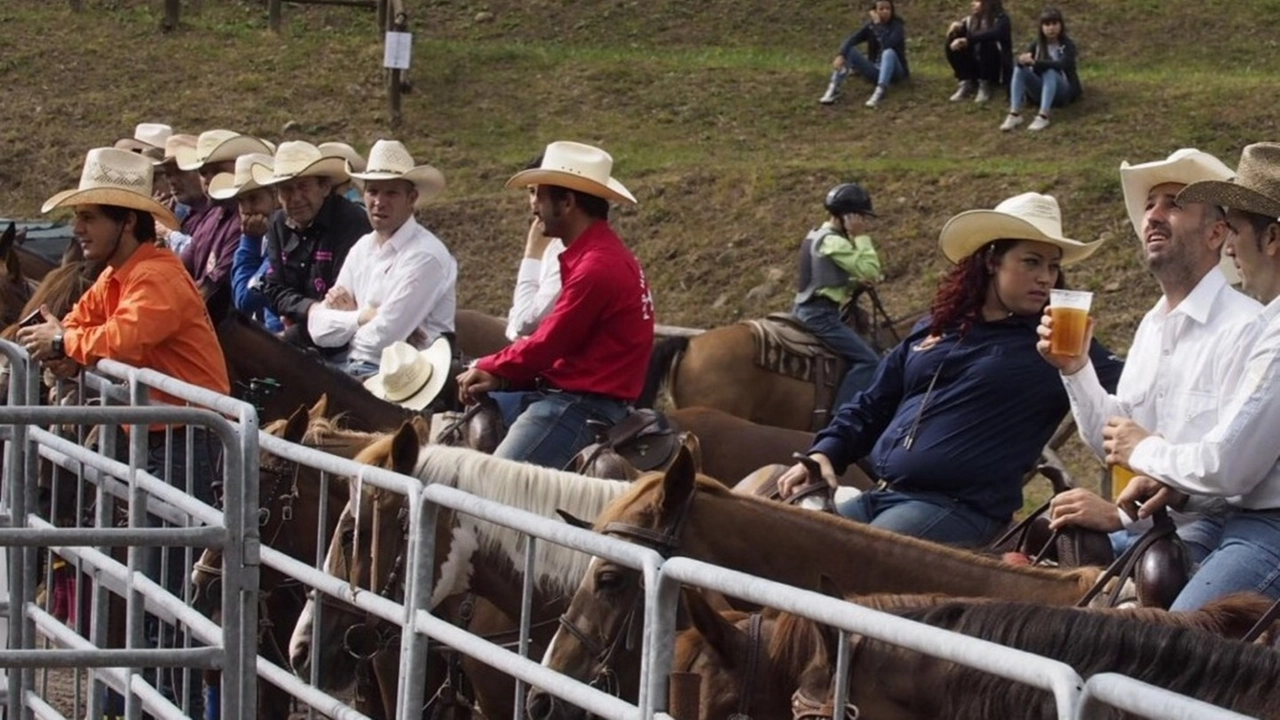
{"left": 62, "top": 243, "right": 231, "bottom": 407}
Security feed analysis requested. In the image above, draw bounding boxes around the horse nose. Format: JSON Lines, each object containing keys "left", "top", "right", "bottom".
{"left": 290, "top": 645, "right": 310, "bottom": 677}
{"left": 526, "top": 688, "right": 553, "bottom": 720}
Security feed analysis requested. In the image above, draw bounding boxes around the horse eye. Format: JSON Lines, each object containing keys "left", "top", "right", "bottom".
{"left": 595, "top": 568, "right": 628, "bottom": 593}
{"left": 341, "top": 529, "right": 356, "bottom": 549}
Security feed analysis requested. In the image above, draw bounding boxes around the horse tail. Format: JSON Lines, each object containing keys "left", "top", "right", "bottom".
{"left": 637, "top": 336, "right": 689, "bottom": 409}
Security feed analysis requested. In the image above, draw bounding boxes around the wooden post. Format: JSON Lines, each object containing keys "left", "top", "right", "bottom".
{"left": 376, "top": 0, "right": 388, "bottom": 37}
{"left": 161, "top": 0, "right": 180, "bottom": 31}
{"left": 386, "top": 0, "right": 407, "bottom": 129}
{"left": 68, "top": 0, "right": 82, "bottom": 11}
{"left": 268, "top": 0, "right": 282, "bottom": 33}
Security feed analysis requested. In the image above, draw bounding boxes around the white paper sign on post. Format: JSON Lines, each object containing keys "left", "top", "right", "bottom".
{"left": 384, "top": 31, "right": 412, "bottom": 70}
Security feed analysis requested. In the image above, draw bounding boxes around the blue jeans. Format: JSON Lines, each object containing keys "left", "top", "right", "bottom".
{"left": 493, "top": 390, "right": 631, "bottom": 470}
{"left": 1009, "top": 67, "right": 1069, "bottom": 115}
{"left": 836, "top": 488, "right": 1005, "bottom": 548}
{"left": 833, "top": 48, "right": 905, "bottom": 89}
{"left": 793, "top": 298, "right": 880, "bottom": 408}
{"left": 341, "top": 358, "right": 380, "bottom": 380}
{"left": 1170, "top": 509, "right": 1280, "bottom": 611}
{"left": 1107, "top": 513, "right": 1225, "bottom": 566}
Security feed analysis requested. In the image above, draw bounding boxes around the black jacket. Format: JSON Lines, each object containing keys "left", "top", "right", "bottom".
{"left": 261, "top": 194, "right": 371, "bottom": 326}
{"left": 1025, "top": 36, "right": 1082, "bottom": 103}
{"left": 839, "top": 17, "right": 910, "bottom": 78}
{"left": 949, "top": 11, "right": 1013, "bottom": 86}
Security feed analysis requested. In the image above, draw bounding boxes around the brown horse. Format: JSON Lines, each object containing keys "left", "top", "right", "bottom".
{"left": 530, "top": 450, "right": 1119, "bottom": 720}
{"left": 455, "top": 308, "right": 511, "bottom": 359}
{"left": 676, "top": 590, "right": 1279, "bottom": 720}
{"left": 0, "top": 223, "right": 36, "bottom": 329}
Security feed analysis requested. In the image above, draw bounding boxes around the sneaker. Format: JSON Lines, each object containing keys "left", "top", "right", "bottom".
{"left": 1028, "top": 114, "right": 1051, "bottom": 131}
{"left": 819, "top": 83, "right": 840, "bottom": 105}
{"left": 865, "top": 86, "right": 885, "bottom": 108}
{"left": 974, "top": 80, "right": 993, "bottom": 103}
{"left": 999, "top": 113, "right": 1023, "bottom": 131}
{"left": 949, "top": 80, "right": 976, "bottom": 102}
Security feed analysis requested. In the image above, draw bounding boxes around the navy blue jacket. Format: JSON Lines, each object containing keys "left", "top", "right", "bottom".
{"left": 839, "top": 17, "right": 910, "bottom": 78}
{"left": 810, "top": 314, "right": 1123, "bottom": 521}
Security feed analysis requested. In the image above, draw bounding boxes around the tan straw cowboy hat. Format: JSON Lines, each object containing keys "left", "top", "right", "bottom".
{"left": 155, "top": 133, "right": 198, "bottom": 167}
{"left": 42, "top": 147, "right": 180, "bottom": 229}
{"left": 251, "top": 141, "right": 351, "bottom": 187}
{"left": 208, "top": 153, "right": 275, "bottom": 201}
{"left": 505, "top": 141, "right": 636, "bottom": 205}
{"left": 318, "top": 142, "right": 367, "bottom": 173}
{"left": 1178, "top": 143, "right": 1280, "bottom": 221}
{"left": 176, "top": 129, "right": 275, "bottom": 171}
{"left": 938, "top": 192, "right": 1103, "bottom": 265}
{"left": 114, "top": 123, "right": 173, "bottom": 159}
{"left": 349, "top": 139, "right": 445, "bottom": 207}
{"left": 363, "top": 338, "right": 452, "bottom": 411}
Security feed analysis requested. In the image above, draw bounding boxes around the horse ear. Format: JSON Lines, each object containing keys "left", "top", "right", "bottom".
{"left": 283, "top": 404, "right": 309, "bottom": 443}
{"left": 410, "top": 413, "right": 432, "bottom": 445}
{"left": 1, "top": 223, "right": 14, "bottom": 253}
{"left": 659, "top": 443, "right": 698, "bottom": 518}
{"left": 678, "top": 432, "right": 704, "bottom": 474}
{"left": 556, "top": 509, "right": 592, "bottom": 530}
{"left": 308, "top": 394, "right": 330, "bottom": 420}
{"left": 1, "top": 224, "right": 17, "bottom": 279}
{"left": 389, "top": 421, "right": 420, "bottom": 475}
{"left": 681, "top": 587, "right": 739, "bottom": 669}
{"left": 818, "top": 574, "right": 846, "bottom": 599}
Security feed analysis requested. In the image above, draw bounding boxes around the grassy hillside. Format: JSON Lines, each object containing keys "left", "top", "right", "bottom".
{"left": 4, "top": 0, "right": 1279, "bottom": 495}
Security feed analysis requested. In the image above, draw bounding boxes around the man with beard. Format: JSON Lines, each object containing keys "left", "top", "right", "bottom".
{"left": 1037, "top": 148, "right": 1261, "bottom": 564}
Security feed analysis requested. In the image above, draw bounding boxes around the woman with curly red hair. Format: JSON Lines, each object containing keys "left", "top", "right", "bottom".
{"left": 777, "top": 193, "right": 1123, "bottom": 547}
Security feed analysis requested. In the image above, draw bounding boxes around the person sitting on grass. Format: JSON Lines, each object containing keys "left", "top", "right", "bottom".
{"left": 945, "top": 0, "right": 1012, "bottom": 104}
{"left": 1000, "top": 7, "right": 1081, "bottom": 132}
{"left": 818, "top": 0, "right": 909, "bottom": 109}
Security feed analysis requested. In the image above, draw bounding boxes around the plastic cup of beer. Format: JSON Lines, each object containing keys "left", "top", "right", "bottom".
{"left": 1049, "top": 289, "right": 1093, "bottom": 356}
{"left": 1110, "top": 464, "right": 1136, "bottom": 501}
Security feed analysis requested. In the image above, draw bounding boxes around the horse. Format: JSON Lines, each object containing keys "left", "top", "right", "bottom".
{"left": 675, "top": 590, "right": 1280, "bottom": 720}
{"left": 0, "top": 223, "right": 36, "bottom": 329}
{"left": 529, "top": 449, "right": 1121, "bottom": 720}
{"left": 455, "top": 308, "right": 511, "bottom": 359}
{"left": 289, "top": 428, "right": 650, "bottom": 720}
{"left": 638, "top": 297, "right": 922, "bottom": 431}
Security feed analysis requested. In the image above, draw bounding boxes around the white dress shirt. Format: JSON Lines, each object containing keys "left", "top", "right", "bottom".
{"left": 504, "top": 238, "right": 564, "bottom": 341}
{"left": 1130, "top": 292, "right": 1280, "bottom": 508}
{"left": 308, "top": 217, "right": 457, "bottom": 364}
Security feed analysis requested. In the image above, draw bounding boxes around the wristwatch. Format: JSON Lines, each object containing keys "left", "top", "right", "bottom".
{"left": 51, "top": 333, "right": 65, "bottom": 358}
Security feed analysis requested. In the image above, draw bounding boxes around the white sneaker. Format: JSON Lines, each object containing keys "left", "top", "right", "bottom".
{"left": 999, "top": 113, "right": 1023, "bottom": 131}
{"left": 949, "top": 80, "right": 976, "bottom": 102}
{"left": 974, "top": 80, "right": 993, "bottom": 103}
{"left": 1028, "top": 114, "right": 1051, "bottom": 131}
{"left": 819, "top": 84, "right": 839, "bottom": 105}
{"left": 865, "top": 86, "right": 885, "bottom": 108}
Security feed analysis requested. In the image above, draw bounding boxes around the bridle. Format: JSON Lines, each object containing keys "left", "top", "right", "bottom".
{"left": 789, "top": 631, "right": 864, "bottom": 720}
{"left": 555, "top": 481, "right": 701, "bottom": 695}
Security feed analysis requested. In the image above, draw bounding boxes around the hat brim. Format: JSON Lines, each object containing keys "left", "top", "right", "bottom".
{"left": 177, "top": 137, "right": 275, "bottom": 172}
{"left": 1178, "top": 180, "right": 1280, "bottom": 220}
{"left": 1119, "top": 154, "right": 1234, "bottom": 238}
{"left": 505, "top": 168, "right": 637, "bottom": 205}
{"left": 938, "top": 210, "right": 1102, "bottom": 266}
{"left": 42, "top": 187, "right": 180, "bottom": 230}
{"left": 349, "top": 164, "right": 446, "bottom": 207}
{"left": 362, "top": 337, "right": 452, "bottom": 411}
{"left": 115, "top": 138, "right": 162, "bottom": 154}
{"left": 207, "top": 171, "right": 265, "bottom": 201}
{"left": 250, "top": 157, "right": 351, "bottom": 187}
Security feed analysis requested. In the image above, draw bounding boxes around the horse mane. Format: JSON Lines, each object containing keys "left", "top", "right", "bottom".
{"left": 905, "top": 600, "right": 1280, "bottom": 719}
{"left": 412, "top": 445, "right": 631, "bottom": 596}
{"left": 0, "top": 261, "right": 94, "bottom": 341}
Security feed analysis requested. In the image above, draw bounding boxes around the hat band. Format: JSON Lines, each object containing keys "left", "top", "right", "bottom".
{"left": 384, "top": 362, "right": 432, "bottom": 402}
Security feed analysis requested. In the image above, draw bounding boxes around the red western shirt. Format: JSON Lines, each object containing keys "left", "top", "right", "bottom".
{"left": 477, "top": 220, "right": 654, "bottom": 401}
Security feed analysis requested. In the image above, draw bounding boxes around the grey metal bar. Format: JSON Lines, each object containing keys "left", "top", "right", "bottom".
{"left": 514, "top": 534, "right": 537, "bottom": 720}
{"left": 829, "top": 629, "right": 852, "bottom": 720}
{"left": 1076, "top": 673, "right": 1258, "bottom": 720}
{"left": 395, "top": 487, "right": 433, "bottom": 720}
{"left": 0, "top": 647, "right": 221, "bottom": 669}
{"left": 0, "top": 526, "right": 223, "bottom": 547}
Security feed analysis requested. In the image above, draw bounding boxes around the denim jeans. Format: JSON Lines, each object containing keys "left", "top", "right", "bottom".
{"left": 836, "top": 487, "right": 1005, "bottom": 548}
{"left": 1170, "top": 509, "right": 1280, "bottom": 611}
{"left": 493, "top": 390, "right": 631, "bottom": 470}
{"left": 341, "top": 358, "right": 381, "bottom": 380}
{"left": 793, "top": 298, "right": 881, "bottom": 408}
{"left": 836, "top": 47, "right": 905, "bottom": 88}
{"left": 1107, "top": 513, "right": 1225, "bottom": 566}
{"left": 1009, "top": 67, "right": 1069, "bottom": 115}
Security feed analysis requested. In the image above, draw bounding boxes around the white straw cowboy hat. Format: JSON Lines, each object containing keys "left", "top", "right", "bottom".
{"left": 363, "top": 338, "right": 452, "bottom": 411}
{"left": 114, "top": 123, "right": 173, "bottom": 159}
{"left": 349, "top": 139, "right": 445, "bottom": 207}
{"left": 176, "top": 129, "right": 275, "bottom": 171}
{"left": 155, "top": 133, "right": 198, "bottom": 167}
{"left": 1178, "top": 143, "right": 1280, "bottom": 221}
{"left": 1120, "top": 148, "right": 1237, "bottom": 281}
{"left": 207, "top": 153, "right": 275, "bottom": 201}
{"left": 251, "top": 140, "right": 351, "bottom": 187}
{"left": 505, "top": 141, "right": 636, "bottom": 205}
{"left": 42, "top": 147, "right": 180, "bottom": 230}
{"left": 318, "top": 142, "right": 367, "bottom": 174}
{"left": 938, "top": 192, "right": 1103, "bottom": 266}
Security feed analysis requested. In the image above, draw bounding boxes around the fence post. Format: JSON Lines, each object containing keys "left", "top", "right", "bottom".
{"left": 385, "top": 0, "right": 407, "bottom": 129}
{"left": 161, "top": 0, "right": 180, "bottom": 31}
{"left": 268, "top": 0, "right": 282, "bottom": 33}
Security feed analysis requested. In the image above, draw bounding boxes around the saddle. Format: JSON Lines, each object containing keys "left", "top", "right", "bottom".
{"left": 740, "top": 458, "right": 837, "bottom": 514}
{"left": 431, "top": 397, "right": 505, "bottom": 454}
{"left": 745, "top": 314, "right": 846, "bottom": 431}
{"left": 571, "top": 409, "right": 693, "bottom": 480}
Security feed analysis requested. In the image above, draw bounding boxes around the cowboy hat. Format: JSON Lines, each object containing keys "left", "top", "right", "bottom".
{"left": 363, "top": 338, "right": 452, "bottom": 411}
{"left": 505, "top": 141, "right": 636, "bottom": 205}
{"left": 250, "top": 141, "right": 350, "bottom": 187}
{"left": 1178, "top": 143, "right": 1280, "bottom": 221}
{"left": 154, "top": 133, "right": 198, "bottom": 167}
{"left": 319, "top": 142, "right": 367, "bottom": 174}
{"left": 176, "top": 129, "right": 275, "bottom": 171}
{"left": 42, "top": 147, "right": 180, "bottom": 230}
{"left": 114, "top": 123, "right": 173, "bottom": 157}
{"left": 348, "top": 139, "right": 445, "bottom": 207}
{"left": 208, "top": 153, "right": 275, "bottom": 201}
{"left": 938, "top": 192, "right": 1103, "bottom": 265}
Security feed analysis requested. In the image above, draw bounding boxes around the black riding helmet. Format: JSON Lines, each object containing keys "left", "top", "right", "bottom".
{"left": 824, "top": 183, "right": 877, "bottom": 217}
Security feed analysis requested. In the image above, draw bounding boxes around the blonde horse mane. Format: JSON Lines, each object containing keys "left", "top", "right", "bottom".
{"left": 412, "top": 445, "right": 631, "bottom": 597}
